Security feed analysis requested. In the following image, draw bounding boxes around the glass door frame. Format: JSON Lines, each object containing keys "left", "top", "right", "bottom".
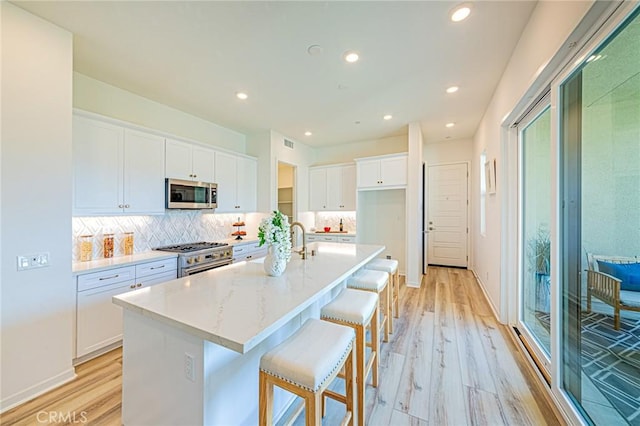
{"left": 515, "top": 96, "right": 553, "bottom": 382}
{"left": 549, "top": 2, "right": 640, "bottom": 423}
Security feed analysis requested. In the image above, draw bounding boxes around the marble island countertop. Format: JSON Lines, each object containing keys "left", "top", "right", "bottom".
{"left": 112, "top": 242, "right": 384, "bottom": 354}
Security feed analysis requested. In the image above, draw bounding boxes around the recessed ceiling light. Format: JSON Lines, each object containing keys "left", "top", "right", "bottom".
{"left": 236, "top": 92, "right": 248, "bottom": 100}
{"left": 383, "top": 114, "right": 393, "bottom": 120}
{"left": 446, "top": 122, "right": 455, "bottom": 128}
{"left": 450, "top": 4, "right": 472, "bottom": 22}
{"left": 344, "top": 51, "right": 359, "bottom": 63}
{"left": 307, "top": 45, "right": 324, "bottom": 56}
{"left": 446, "top": 86, "right": 459, "bottom": 94}
{"left": 304, "top": 131, "right": 312, "bottom": 136}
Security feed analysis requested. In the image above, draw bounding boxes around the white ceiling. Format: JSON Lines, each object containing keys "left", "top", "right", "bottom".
{"left": 13, "top": 1, "right": 537, "bottom": 147}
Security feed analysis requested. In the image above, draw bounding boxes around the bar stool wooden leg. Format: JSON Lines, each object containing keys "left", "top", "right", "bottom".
{"left": 387, "top": 273, "right": 394, "bottom": 335}
{"left": 371, "top": 303, "right": 379, "bottom": 388}
{"left": 394, "top": 269, "right": 400, "bottom": 318}
{"left": 259, "top": 372, "right": 274, "bottom": 426}
{"left": 344, "top": 344, "right": 356, "bottom": 426}
{"left": 382, "top": 280, "right": 390, "bottom": 342}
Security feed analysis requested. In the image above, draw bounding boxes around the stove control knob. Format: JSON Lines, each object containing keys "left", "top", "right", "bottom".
{"left": 197, "top": 255, "right": 204, "bottom": 263}
{"left": 187, "top": 257, "right": 195, "bottom": 265}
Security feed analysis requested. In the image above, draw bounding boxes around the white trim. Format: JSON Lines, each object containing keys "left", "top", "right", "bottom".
{"left": 471, "top": 268, "right": 501, "bottom": 322}
{"left": 353, "top": 152, "right": 408, "bottom": 162}
{"left": 0, "top": 368, "right": 76, "bottom": 413}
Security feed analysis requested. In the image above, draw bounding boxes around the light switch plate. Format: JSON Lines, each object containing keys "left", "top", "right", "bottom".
{"left": 17, "top": 252, "right": 50, "bottom": 271}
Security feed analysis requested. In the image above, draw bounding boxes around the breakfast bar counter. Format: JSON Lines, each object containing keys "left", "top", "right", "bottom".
{"left": 113, "top": 242, "right": 384, "bottom": 425}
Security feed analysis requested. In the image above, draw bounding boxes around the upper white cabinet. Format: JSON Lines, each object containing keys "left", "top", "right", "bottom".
{"left": 165, "top": 139, "right": 215, "bottom": 182}
{"left": 73, "top": 115, "right": 165, "bottom": 215}
{"left": 355, "top": 153, "right": 408, "bottom": 190}
{"left": 214, "top": 152, "right": 257, "bottom": 212}
{"left": 310, "top": 164, "right": 356, "bottom": 211}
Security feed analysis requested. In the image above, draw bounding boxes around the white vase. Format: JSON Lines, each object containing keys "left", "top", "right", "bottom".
{"left": 264, "top": 246, "right": 287, "bottom": 277}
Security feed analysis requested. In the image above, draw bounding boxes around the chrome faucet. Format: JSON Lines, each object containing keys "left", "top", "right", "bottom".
{"left": 290, "top": 221, "right": 307, "bottom": 260}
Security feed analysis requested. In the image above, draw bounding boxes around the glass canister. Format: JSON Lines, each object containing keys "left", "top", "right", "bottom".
{"left": 123, "top": 232, "right": 134, "bottom": 255}
{"left": 79, "top": 235, "right": 93, "bottom": 262}
{"left": 103, "top": 233, "right": 115, "bottom": 258}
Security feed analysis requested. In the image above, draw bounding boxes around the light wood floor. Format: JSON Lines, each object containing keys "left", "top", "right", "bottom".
{"left": 1, "top": 266, "right": 560, "bottom": 426}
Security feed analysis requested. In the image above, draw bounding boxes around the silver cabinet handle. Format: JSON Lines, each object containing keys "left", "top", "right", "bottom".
{"left": 118, "top": 204, "right": 124, "bottom": 208}
{"left": 124, "top": 204, "right": 130, "bottom": 208}
{"left": 136, "top": 283, "right": 142, "bottom": 288}
{"left": 150, "top": 265, "right": 165, "bottom": 270}
{"left": 130, "top": 284, "right": 136, "bottom": 289}
{"left": 99, "top": 274, "right": 120, "bottom": 281}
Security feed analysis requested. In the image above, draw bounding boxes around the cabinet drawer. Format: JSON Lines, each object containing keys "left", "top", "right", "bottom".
{"left": 318, "top": 235, "right": 337, "bottom": 242}
{"left": 338, "top": 236, "right": 355, "bottom": 243}
{"left": 77, "top": 266, "right": 135, "bottom": 292}
{"left": 135, "top": 258, "right": 177, "bottom": 278}
{"left": 306, "top": 235, "right": 321, "bottom": 242}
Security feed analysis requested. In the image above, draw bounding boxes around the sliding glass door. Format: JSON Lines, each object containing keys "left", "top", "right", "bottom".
{"left": 518, "top": 101, "right": 552, "bottom": 377}
{"left": 559, "top": 9, "right": 640, "bottom": 425}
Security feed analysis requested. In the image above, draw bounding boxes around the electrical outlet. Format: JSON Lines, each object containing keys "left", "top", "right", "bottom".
{"left": 386, "top": 255, "right": 392, "bottom": 260}
{"left": 17, "top": 252, "right": 50, "bottom": 271}
{"left": 184, "top": 353, "right": 195, "bottom": 382}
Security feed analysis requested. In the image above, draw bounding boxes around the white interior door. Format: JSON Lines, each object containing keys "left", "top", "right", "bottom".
{"left": 427, "top": 163, "right": 468, "bottom": 267}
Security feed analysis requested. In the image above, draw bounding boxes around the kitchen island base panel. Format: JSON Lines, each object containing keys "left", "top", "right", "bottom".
{"left": 121, "top": 288, "right": 344, "bottom": 426}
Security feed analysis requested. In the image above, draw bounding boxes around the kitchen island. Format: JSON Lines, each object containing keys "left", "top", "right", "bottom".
{"left": 112, "top": 242, "right": 384, "bottom": 425}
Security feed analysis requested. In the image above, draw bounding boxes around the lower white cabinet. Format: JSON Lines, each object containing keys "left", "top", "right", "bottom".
{"left": 75, "top": 257, "right": 177, "bottom": 361}
{"left": 232, "top": 241, "right": 268, "bottom": 262}
{"left": 306, "top": 234, "right": 356, "bottom": 244}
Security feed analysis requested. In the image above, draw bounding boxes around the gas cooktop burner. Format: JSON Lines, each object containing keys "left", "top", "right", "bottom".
{"left": 154, "top": 241, "right": 229, "bottom": 253}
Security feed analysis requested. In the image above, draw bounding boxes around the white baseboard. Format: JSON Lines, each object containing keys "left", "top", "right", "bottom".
{"left": 470, "top": 268, "right": 502, "bottom": 322}
{"left": 0, "top": 368, "right": 76, "bottom": 414}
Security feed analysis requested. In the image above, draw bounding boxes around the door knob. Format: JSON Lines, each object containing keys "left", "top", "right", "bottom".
{"left": 429, "top": 227, "right": 435, "bottom": 230}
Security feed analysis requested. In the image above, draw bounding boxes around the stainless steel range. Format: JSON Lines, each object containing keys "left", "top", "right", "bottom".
{"left": 154, "top": 242, "right": 232, "bottom": 277}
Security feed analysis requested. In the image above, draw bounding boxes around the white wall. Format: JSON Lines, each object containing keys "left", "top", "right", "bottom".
{"left": 424, "top": 138, "right": 473, "bottom": 165}
{"left": 1, "top": 3, "right": 75, "bottom": 410}
{"left": 471, "top": 1, "right": 592, "bottom": 318}
{"left": 74, "top": 73, "right": 246, "bottom": 153}
{"left": 406, "top": 123, "right": 423, "bottom": 287}
{"left": 313, "top": 134, "right": 407, "bottom": 165}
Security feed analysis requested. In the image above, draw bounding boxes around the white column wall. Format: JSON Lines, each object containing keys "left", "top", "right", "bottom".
{"left": 406, "top": 123, "right": 423, "bottom": 287}
{"left": 1, "top": 3, "right": 74, "bottom": 410}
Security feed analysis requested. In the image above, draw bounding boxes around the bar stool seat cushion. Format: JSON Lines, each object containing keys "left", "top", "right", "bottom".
{"left": 367, "top": 258, "right": 398, "bottom": 274}
{"left": 321, "top": 289, "right": 378, "bottom": 325}
{"left": 348, "top": 269, "right": 388, "bottom": 292}
{"left": 260, "top": 318, "right": 355, "bottom": 392}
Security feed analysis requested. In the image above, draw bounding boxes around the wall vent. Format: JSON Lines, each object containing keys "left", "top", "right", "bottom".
{"left": 284, "top": 139, "right": 294, "bottom": 149}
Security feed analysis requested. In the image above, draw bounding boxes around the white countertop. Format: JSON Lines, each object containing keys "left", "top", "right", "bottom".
{"left": 113, "top": 242, "right": 384, "bottom": 353}
{"left": 310, "top": 231, "right": 356, "bottom": 237}
{"left": 218, "top": 236, "right": 260, "bottom": 246}
{"left": 72, "top": 251, "right": 178, "bottom": 275}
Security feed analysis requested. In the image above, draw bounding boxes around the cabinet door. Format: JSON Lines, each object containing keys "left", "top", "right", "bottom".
{"left": 192, "top": 146, "right": 215, "bottom": 183}
{"left": 124, "top": 129, "right": 165, "bottom": 214}
{"left": 76, "top": 280, "right": 134, "bottom": 358}
{"left": 214, "top": 151, "right": 238, "bottom": 212}
{"left": 165, "top": 139, "right": 193, "bottom": 180}
{"left": 380, "top": 156, "right": 407, "bottom": 186}
{"left": 236, "top": 156, "right": 257, "bottom": 212}
{"left": 73, "top": 116, "right": 124, "bottom": 215}
{"left": 309, "top": 168, "right": 327, "bottom": 210}
{"left": 326, "top": 167, "right": 342, "bottom": 210}
{"left": 356, "top": 159, "right": 381, "bottom": 188}
{"left": 340, "top": 165, "right": 356, "bottom": 210}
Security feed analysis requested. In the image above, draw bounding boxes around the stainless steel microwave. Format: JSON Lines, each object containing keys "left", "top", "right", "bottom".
{"left": 166, "top": 178, "right": 217, "bottom": 209}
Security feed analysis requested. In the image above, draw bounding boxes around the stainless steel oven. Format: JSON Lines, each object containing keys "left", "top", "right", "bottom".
{"left": 154, "top": 242, "right": 232, "bottom": 277}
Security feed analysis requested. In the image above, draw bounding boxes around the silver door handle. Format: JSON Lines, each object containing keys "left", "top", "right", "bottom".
{"left": 429, "top": 227, "right": 435, "bottom": 230}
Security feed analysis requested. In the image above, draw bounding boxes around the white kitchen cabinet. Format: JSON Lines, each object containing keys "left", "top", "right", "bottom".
{"left": 356, "top": 153, "right": 408, "bottom": 190}
{"left": 214, "top": 152, "right": 257, "bottom": 212}
{"left": 306, "top": 234, "right": 356, "bottom": 244}
{"left": 75, "top": 258, "right": 177, "bottom": 361}
{"left": 309, "top": 164, "right": 356, "bottom": 211}
{"left": 73, "top": 114, "right": 165, "bottom": 215}
{"left": 232, "top": 241, "right": 267, "bottom": 262}
{"left": 165, "top": 139, "right": 215, "bottom": 182}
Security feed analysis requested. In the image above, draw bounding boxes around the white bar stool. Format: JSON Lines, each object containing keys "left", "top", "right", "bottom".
{"left": 321, "top": 289, "right": 379, "bottom": 426}
{"left": 259, "top": 318, "right": 356, "bottom": 426}
{"left": 366, "top": 258, "right": 400, "bottom": 333}
{"left": 347, "top": 269, "right": 390, "bottom": 343}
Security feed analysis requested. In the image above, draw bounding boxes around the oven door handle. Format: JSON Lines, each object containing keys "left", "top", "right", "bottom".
{"left": 182, "top": 260, "right": 231, "bottom": 276}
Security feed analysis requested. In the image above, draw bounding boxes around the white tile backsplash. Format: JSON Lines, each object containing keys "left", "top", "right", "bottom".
{"left": 72, "top": 211, "right": 248, "bottom": 261}
{"left": 314, "top": 212, "right": 356, "bottom": 233}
